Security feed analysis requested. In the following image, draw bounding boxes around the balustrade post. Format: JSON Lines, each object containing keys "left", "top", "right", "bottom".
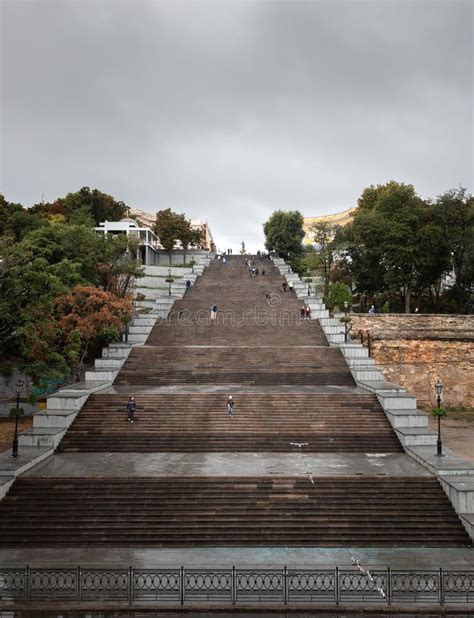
{"left": 439, "top": 568, "right": 444, "bottom": 605}
{"left": 387, "top": 568, "right": 391, "bottom": 605}
{"left": 180, "top": 566, "right": 184, "bottom": 605}
{"left": 231, "top": 566, "right": 236, "bottom": 605}
{"left": 77, "top": 566, "right": 82, "bottom": 602}
{"left": 128, "top": 566, "right": 134, "bottom": 605}
{"left": 335, "top": 567, "right": 339, "bottom": 605}
{"left": 25, "top": 566, "right": 30, "bottom": 600}
{"left": 283, "top": 566, "right": 288, "bottom": 604}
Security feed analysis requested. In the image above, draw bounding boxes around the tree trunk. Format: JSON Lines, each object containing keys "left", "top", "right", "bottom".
{"left": 404, "top": 286, "right": 411, "bottom": 314}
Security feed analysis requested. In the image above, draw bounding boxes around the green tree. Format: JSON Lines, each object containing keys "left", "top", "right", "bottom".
{"left": 0, "top": 195, "right": 44, "bottom": 241}
{"left": 52, "top": 285, "right": 132, "bottom": 370}
{"left": 0, "top": 237, "right": 83, "bottom": 357}
{"left": 155, "top": 208, "right": 185, "bottom": 264}
{"left": 432, "top": 187, "right": 474, "bottom": 312}
{"left": 263, "top": 210, "right": 305, "bottom": 258}
{"left": 97, "top": 234, "right": 144, "bottom": 297}
{"left": 177, "top": 219, "right": 201, "bottom": 263}
{"left": 326, "top": 281, "right": 352, "bottom": 311}
{"left": 32, "top": 187, "right": 128, "bottom": 226}
{"left": 311, "top": 221, "right": 340, "bottom": 298}
{"left": 345, "top": 181, "right": 430, "bottom": 313}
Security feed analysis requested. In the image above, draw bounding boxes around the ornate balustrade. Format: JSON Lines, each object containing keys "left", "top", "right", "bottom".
{"left": 1, "top": 566, "right": 473, "bottom": 606}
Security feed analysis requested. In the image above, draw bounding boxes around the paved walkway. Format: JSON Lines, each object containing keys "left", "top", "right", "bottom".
{"left": 25, "top": 452, "right": 431, "bottom": 478}
{"left": 3, "top": 545, "right": 474, "bottom": 569}
{"left": 106, "top": 384, "right": 363, "bottom": 394}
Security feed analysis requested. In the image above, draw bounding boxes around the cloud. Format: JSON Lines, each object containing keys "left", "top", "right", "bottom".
{"left": 1, "top": 0, "right": 472, "bottom": 251}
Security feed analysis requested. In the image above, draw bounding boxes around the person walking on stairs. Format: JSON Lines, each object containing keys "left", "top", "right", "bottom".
{"left": 127, "top": 396, "right": 136, "bottom": 423}
{"left": 288, "top": 281, "right": 294, "bottom": 293}
{"left": 300, "top": 303, "right": 306, "bottom": 319}
{"left": 210, "top": 304, "right": 218, "bottom": 323}
{"left": 226, "top": 396, "right": 235, "bottom": 417}
{"left": 305, "top": 305, "right": 312, "bottom": 320}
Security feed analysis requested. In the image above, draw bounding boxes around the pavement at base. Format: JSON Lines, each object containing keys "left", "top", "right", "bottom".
{"left": 23, "top": 452, "right": 431, "bottom": 479}
{"left": 2, "top": 546, "right": 474, "bottom": 569}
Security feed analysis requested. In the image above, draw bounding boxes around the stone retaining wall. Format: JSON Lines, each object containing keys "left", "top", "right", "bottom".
{"left": 348, "top": 315, "right": 474, "bottom": 408}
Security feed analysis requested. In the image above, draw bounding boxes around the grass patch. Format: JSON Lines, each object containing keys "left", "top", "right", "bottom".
{"left": 422, "top": 406, "right": 474, "bottom": 422}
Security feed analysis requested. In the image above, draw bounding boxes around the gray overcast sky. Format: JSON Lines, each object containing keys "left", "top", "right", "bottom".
{"left": 1, "top": 0, "right": 473, "bottom": 251}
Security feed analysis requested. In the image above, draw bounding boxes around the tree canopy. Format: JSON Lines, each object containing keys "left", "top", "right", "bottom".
{"left": 263, "top": 210, "right": 305, "bottom": 258}
{"left": 336, "top": 182, "right": 473, "bottom": 313}
{"left": 154, "top": 208, "right": 200, "bottom": 263}
{"left": 0, "top": 188, "right": 142, "bottom": 384}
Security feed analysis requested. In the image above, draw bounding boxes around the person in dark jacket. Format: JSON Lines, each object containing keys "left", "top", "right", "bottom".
{"left": 226, "top": 396, "right": 235, "bottom": 417}
{"left": 127, "top": 396, "right": 136, "bottom": 423}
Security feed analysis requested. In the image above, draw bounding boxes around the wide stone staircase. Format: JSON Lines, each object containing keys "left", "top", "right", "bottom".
{"left": 114, "top": 347, "right": 355, "bottom": 386}
{"left": 0, "top": 254, "right": 470, "bottom": 550}
{"left": 58, "top": 393, "right": 401, "bottom": 453}
{"left": 0, "top": 477, "right": 467, "bottom": 547}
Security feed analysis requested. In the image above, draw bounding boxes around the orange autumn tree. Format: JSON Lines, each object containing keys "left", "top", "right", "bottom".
{"left": 53, "top": 285, "right": 133, "bottom": 371}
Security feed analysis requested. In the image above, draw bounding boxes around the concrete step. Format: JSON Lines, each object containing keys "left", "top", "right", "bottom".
{"left": 376, "top": 392, "right": 417, "bottom": 410}
{"left": 102, "top": 343, "right": 133, "bottom": 360}
{"left": 395, "top": 426, "right": 438, "bottom": 446}
{"left": 325, "top": 333, "right": 345, "bottom": 343}
{"left": 339, "top": 344, "right": 369, "bottom": 358}
{"left": 439, "top": 476, "right": 474, "bottom": 515}
{"left": 319, "top": 318, "right": 343, "bottom": 326}
{"left": 312, "top": 309, "right": 330, "bottom": 318}
{"left": 384, "top": 408, "right": 428, "bottom": 429}
{"left": 322, "top": 325, "right": 345, "bottom": 334}
{"left": 351, "top": 368, "right": 383, "bottom": 381}
{"left": 46, "top": 391, "right": 90, "bottom": 411}
{"left": 346, "top": 357, "right": 377, "bottom": 368}
{"left": 19, "top": 427, "right": 67, "bottom": 448}
{"left": 95, "top": 359, "right": 125, "bottom": 370}
{"left": 85, "top": 369, "right": 119, "bottom": 382}
{"left": 127, "top": 333, "right": 149, "bottom": 344}
{"left": 128, "top": 325, "right": 153, "bottom": 335}
{"left": 131, "top": 316, "right": 159, "bottom": 326}
{"left": 33, "top": 408, "right": 79, "bottom": 429}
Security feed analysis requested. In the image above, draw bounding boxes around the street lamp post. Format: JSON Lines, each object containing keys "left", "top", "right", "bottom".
{"left": 306, "top": 270, "right": 311, "bottom": 297}
{"left": 165, "top": 268, "right": 174, "bottom": 297}
{"left": 343, "top": 300, "right": 349, "bottom": 342}
{"left": 12, "top": 380, "right": 24, "bottom": 458}
{"left": 435, "top": 379, "right": 444, "bottom": 457}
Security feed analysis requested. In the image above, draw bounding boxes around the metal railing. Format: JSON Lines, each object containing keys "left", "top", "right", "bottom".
{"left": 0, "top": 567, "right": 473, "bottom": 606}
